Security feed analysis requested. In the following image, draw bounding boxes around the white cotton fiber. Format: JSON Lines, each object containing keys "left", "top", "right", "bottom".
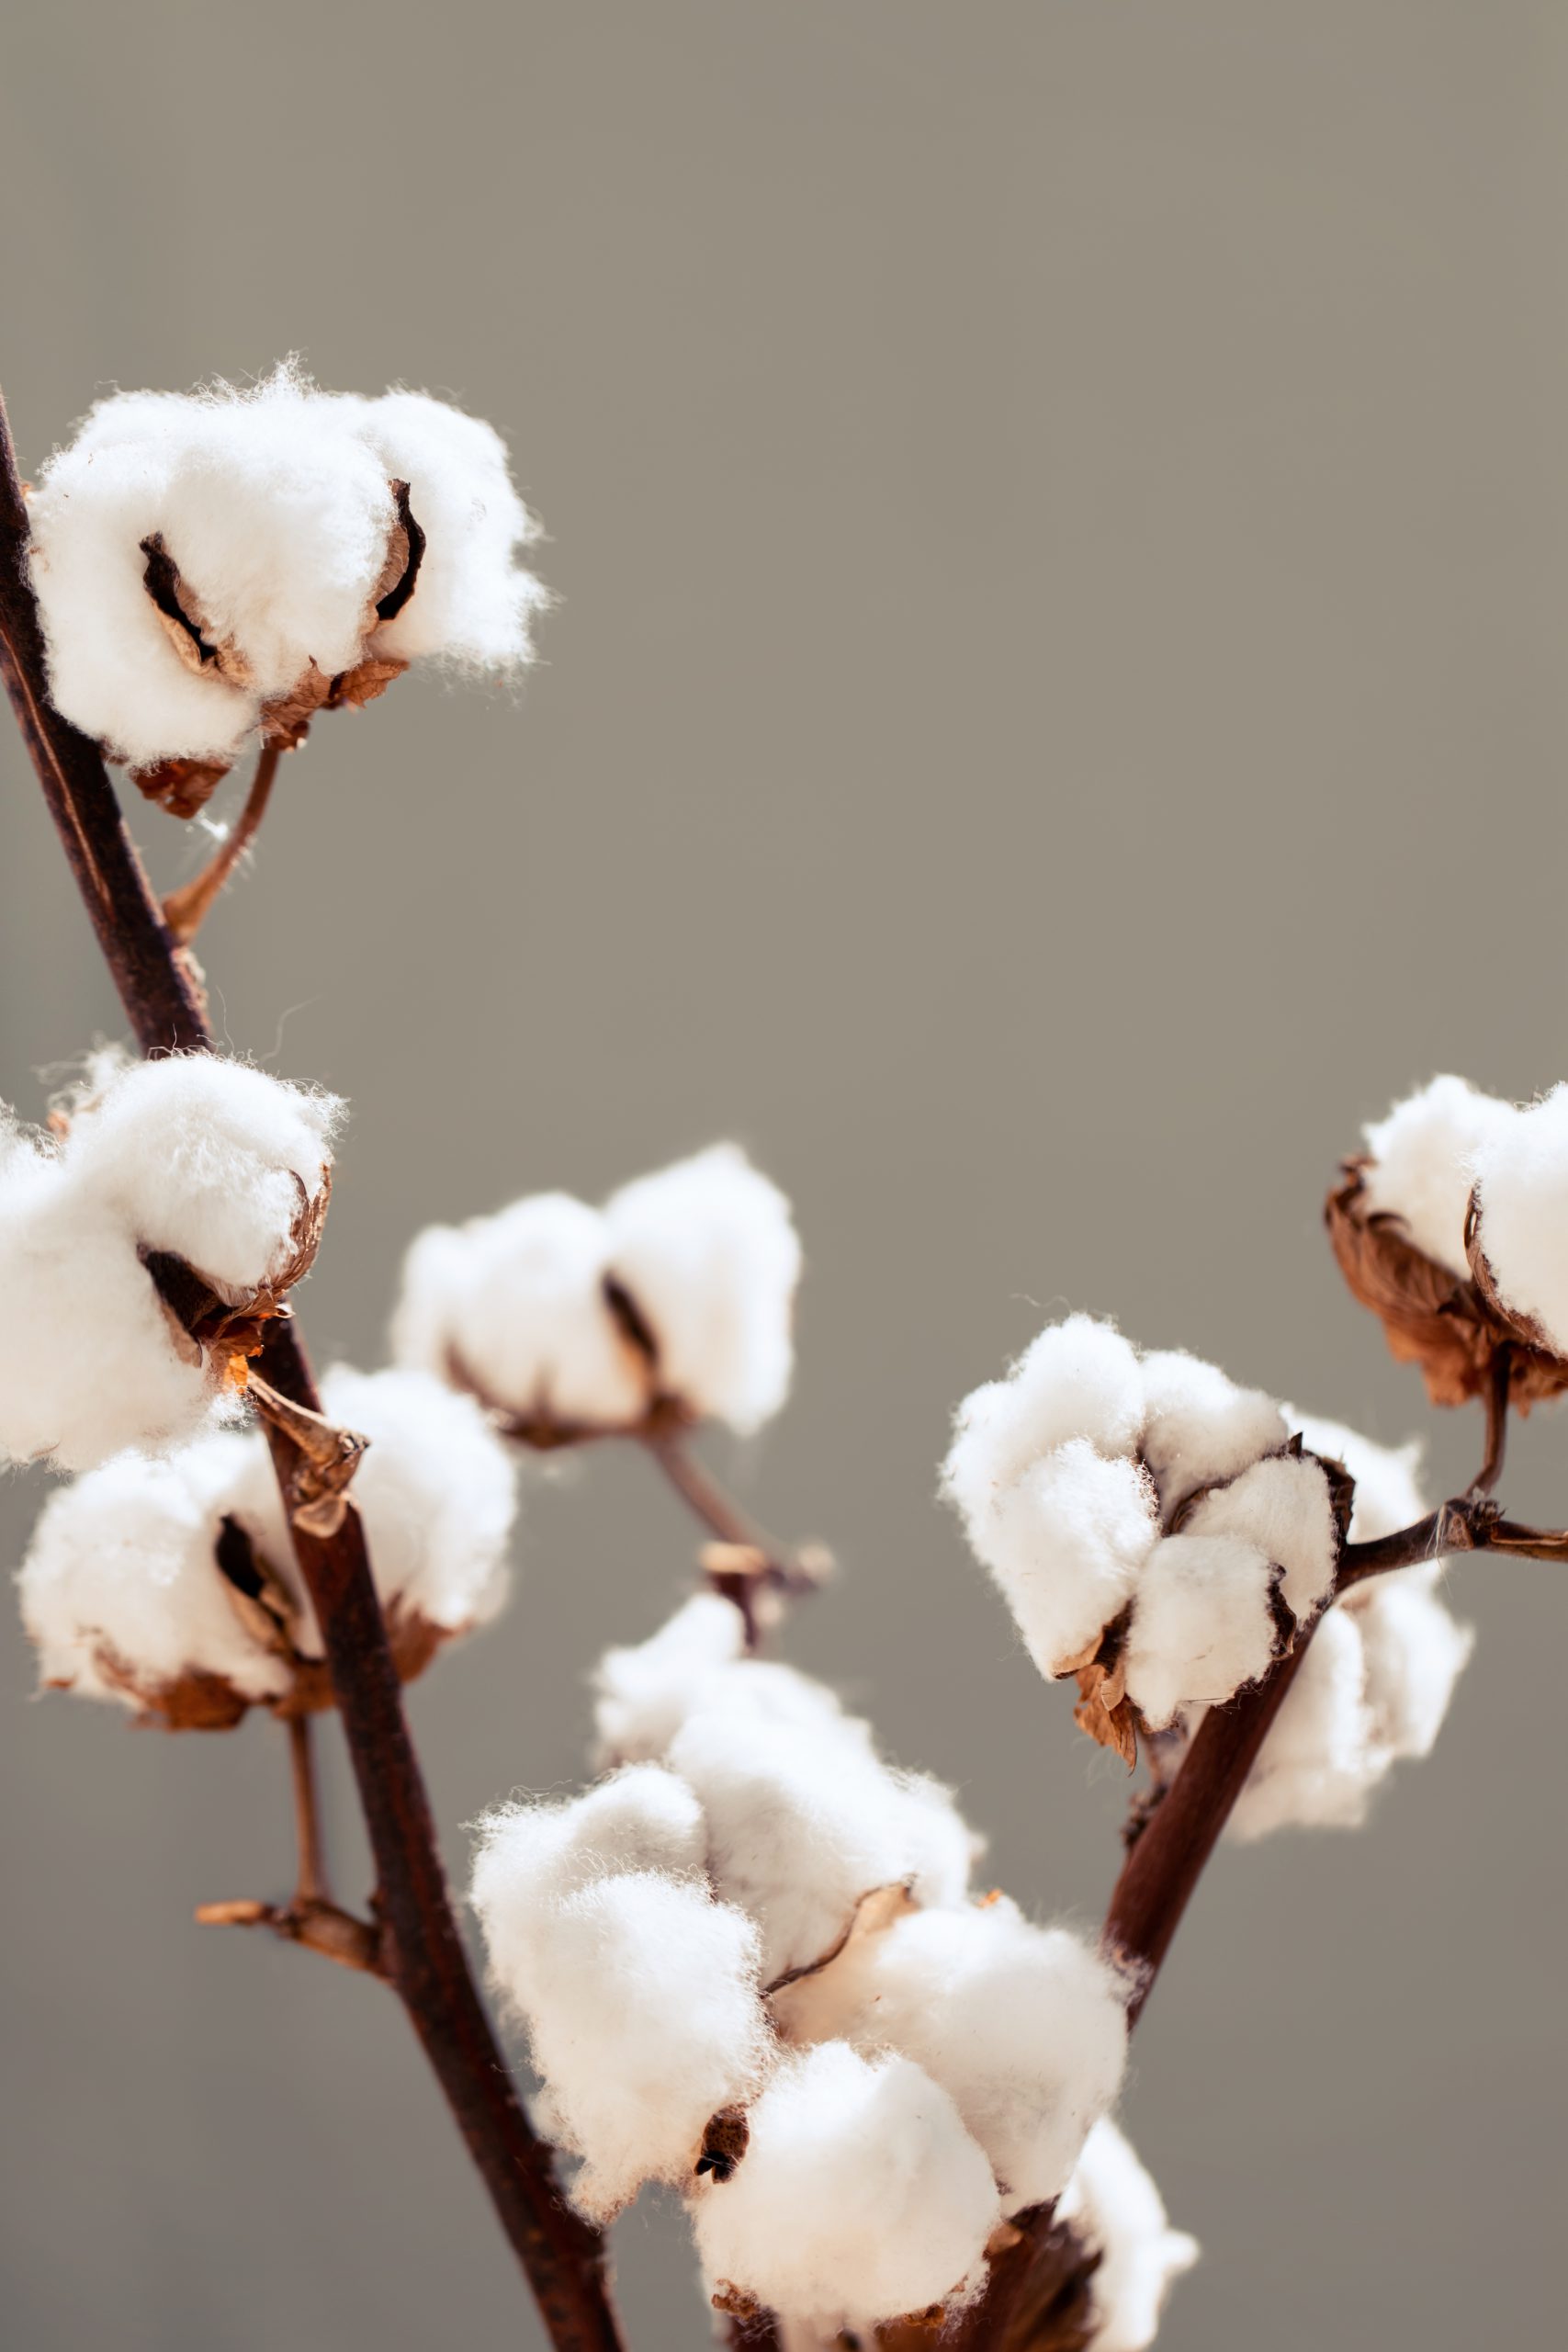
{"left": 390, "top": 1193, "right": 649, "bottom": 1428}
{"left": 1057, "top": 2120, "right": 1199, "bottom": 2352}
{"left": 1354, "top": 1575, "right": 1474, "bottom": 1760}
{"left": 966, "top": 1442, "right": 1160, "bottom": 1678}
{"left": 670, "top": 1711, "right": 976, "bottom": 1982}
{"left": 942, "top": 1318, "right": 1146, "bottom": 1521}
{"left": 1135, "top": 1351, "right": 1287, "bottom": 1516}
{"left": 604, "top": 1145, "right": 801, "bottom": 1434}
{"left": 16, "top": 1431, "right": 287, "bottom": 1711}
{"left": 1360, "top": 1074, "right": 1517, "bottom": 1281}
{"left": 1288, "top": 1412, "right": 1426, "bottom": 1545}
{"left": 692, "top": 2041, "right": 1001, "bottom": 2333}
{"left": 1471, "top": 1083, "right": 1568, "bottom": 1352}
{"left": 1122, "top": 1534, "right": 1280, "bottom": 1731}
{"left": 1227, "top": 1607, "right": 1384, "bottom": 1839}
{"left": 592, "top": 1593, "right": 871, "bottom": 1768}
{"left": 1180, "top": 1452, "right": 1337, "bottom": 1624}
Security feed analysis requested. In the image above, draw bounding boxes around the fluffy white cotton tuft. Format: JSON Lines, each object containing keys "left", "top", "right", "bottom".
{"left": 1354, "top": 1574, "right": 1474, "bottom": 1761}
{"left": 1471, "top": 1083, "right": 1568, "bottom": 1352}
{"left": 1180, "top": 1451, "right": 1337, "bottom": 1624}
{"left": 943, "top": 1318, "right": 1146, "bottom": 1517}
{"left": 692, "top": 2041, "right": 1001, "bottom": 2333}
{"left": 592, "top": 1592, "right": 870, "bottom": 1769}
{"left": 390, "top": 1193, "right": 649, "bottom": 1428}
{"left": 1122, "top": 1534, "right": 1280, "bottom": 1731}
{"left": 1058, "top": 2120, "right": 1199, "bottom": 2352}
{"left": 1287, "top": 1412, "right": 1425, "bottom": 1545}
{"left": 604, "top": 1145, "right": 801, "bottom": 1434}
{"left": 965, "top": 1442, "right": 1159, "bottom": 1679}
{"left": 1135, "top": 1351, "right": 1287, "bottom": 1516}
{"left": 670, "top": 1711, "right": 976, "bottom": 1982}
{"left": 1227, "top": 1606, "right": 1383, "bottom": 1839}
{"left": 1360, "top": 1074, "right": 1517, "bottom": 1281}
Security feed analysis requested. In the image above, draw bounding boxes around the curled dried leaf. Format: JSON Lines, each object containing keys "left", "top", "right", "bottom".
{"left": 130, "top": 754, "right": 232, "bottom": 819}
{"left": 1062, "top": 1613, "right": 1139, "bottom": 1771}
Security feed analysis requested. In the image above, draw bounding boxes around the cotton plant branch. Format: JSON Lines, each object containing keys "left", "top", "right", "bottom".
{"left": 0, "top": 387, "right": 625, "bottom": 2352}
{"left": 195, "top": 1715, "right": 389, "bottom": 1976}
{"left": 161, "top": 739, "right": 283, "bottom": 944}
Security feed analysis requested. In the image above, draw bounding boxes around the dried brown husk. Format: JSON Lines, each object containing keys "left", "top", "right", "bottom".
{"left": 1325, "top": 1157, "right": 1568, "bottom": 1408}
{"left": 141, "top": 1166, "right": 333, "bottom": 1385}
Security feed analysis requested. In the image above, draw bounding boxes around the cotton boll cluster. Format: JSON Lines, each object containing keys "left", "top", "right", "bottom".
{"left": 26, "top": 364, "right": 542, "bottom": 786}
{"left": 0, "top": 1053, "right": 338, "bottom": 1473}
{"left": 17, "top": 1365, "right": 518, "bottom": 1726}
{"left": 393, "top": 1143, "right": 801, "bottom": 1437}
{"left": 943, "top": 1318, "right": 1339, "bottom": 1735}
{"left": 1057, "top": 2120, "right": 1200, "bottom": 2352}
{"left": 1470, "top": 1084, "right": 1568, "bottom": 1355}
{"left": 1227, "top": 1416, "right": 1472, "bottom": 1840}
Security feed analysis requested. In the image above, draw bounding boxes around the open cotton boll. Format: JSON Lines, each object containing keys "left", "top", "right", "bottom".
{"left": 1354, "top": 1574, "right": 1473, "bottom": 1760}
{"left": 1136, "top": 1351, "right": 1287, "bottom": 1517}
{"left": 471, "top": 1765, "right": 708, "bottom": 1992}
{"left": 1471, "top": 1084, "right": 1568, "bottom": 1352}
{"left": 966, "top": 1442, "right": 1160, "bottom": 1679}
{"left": 1287, "top": 1412, "right": 1426, "bottom": 1545}
{"left": 502, "top": 1869, "right": 772, "bottom": 2222}
{"left": 390, "top": 1193, "right": 649, "bottom": 1428}
{"left": 604, "top": 1145, "right": 801, "bottom": 1434}
{"left": 592, "top": 1594, "right": 874, "bottom": 1768}
{"left": 1360, "top": 1074, "right": 1517, "bottom": 1282}
{"left": 693, "top": 2041, "right": 1000, "bottom": 2333}
{"left": 1180, "top": 1452, "right": 1337, "bottom": 1624}
{"left": 65, "top": 1053, "right": 338, "bottom": 1296}
{"left": 333, "top": 390, "right": 544, "bottom": 669}
{"left": 1122, "top": 1534, "right": 1280, "bottom": 1731}
{"left": 1058, "top": 2120, "right": 1199, "bottom": 2352}
{"left": 670, "top": 1712, "right": 976, "bottom": 1982}
{"left": 942, "top": 1317, "right": 1146, "bottom": 1521}
{"left": 1228, "top": 1607, "right": 1384, "bottom": 1840}
{"left": 16, "top": 1433, "right": 286, "bottom": 1722}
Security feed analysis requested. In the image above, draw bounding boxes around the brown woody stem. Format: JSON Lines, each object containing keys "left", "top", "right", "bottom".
{"left": 0, "top": 385, "right": 623, "bottom": 2352}
{"left": 288, "top": 1714, "right": 326, "bottom": 1906}
{"left": 644, "top": 1429, "right": 828, "bottom": 1649}
{"left": 162, "top": 741, "right": 282, "bottom": 944}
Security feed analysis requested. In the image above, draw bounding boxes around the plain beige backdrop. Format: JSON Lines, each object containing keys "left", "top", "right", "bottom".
{"left": 3, "top": 5, "right": 1567, "bottom": 2346}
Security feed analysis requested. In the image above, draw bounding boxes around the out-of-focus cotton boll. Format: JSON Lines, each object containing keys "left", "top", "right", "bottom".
{"left": 1180, "top": 1452, "right": 1337, "bottom": 1624}
{"left": 782, "top": 1898, "right": 1129, "bottom": 2212}
{"left": 604, "top": 1145, "right": 801, "bottom": 1435}
{"left": 692, "top": 2041, "right": 1001, "bottom": 2334}
{"left": 1471, "top": 1084, "right": 1568, "bottom": 1352}
{"left": 669, "top": 1712, "right": 976, "bottom": 1982}
{"left": 16, "top": 1433, "right": 282, "bottom": 1723}
{"left": 1227, "top": 1607, "right": 1383, "bottom": 1839}
{"left": 593, "top": 1594, "right": 872, "bottom": 1769}
{"left": 942, "top": 1318, "right": 1145, "bottom": 1519}
{"left": 331, "top": 390, "right": 545, "bottom": 669}
{"left": 1057, "top": 2120, "right": 1199, "bottom": 2352}
{"left": 500, "top": 1869, "right": 772, "bottom": 2222}
{"left": 1360, "top": 1074, "right": 1517, "bottom": 1281}
{"left": 964, "top": 1442, "right": 1159, "bottom": 1679}
{"left": 1287, "top": 1412, "right": 1426, "bottom": 1544}
{"left": 390, "top": 1193, "right": 649, "bottom": 1428}
{"left": 1353, "top": 1574, "right": 1474, "bottom": 1760}
{"left": 470, "top": 1766, "right": 708, "bottom": 1993}
{"left": 1122, "top": 1534, "right": 1280, "bottom": 1731}
{"left": 1136, "top": 1351, "right": 1287, "bottom": 1517}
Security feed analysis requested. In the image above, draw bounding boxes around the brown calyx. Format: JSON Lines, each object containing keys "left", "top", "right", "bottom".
{"left": 141, "top": 1166, "right": 333, "bottom": 1385}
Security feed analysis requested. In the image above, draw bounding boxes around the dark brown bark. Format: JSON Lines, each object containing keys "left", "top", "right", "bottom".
{"left": 0, "top": 385, "right": 623, "bottom": 2352}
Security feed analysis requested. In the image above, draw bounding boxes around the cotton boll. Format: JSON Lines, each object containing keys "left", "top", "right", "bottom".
{"left": 390, "top": 1193, "right": 650, "bottom": 1428}
{"left": 1180, "top": 1452, "right": 1337, "bottom": 1624}
{"left": 1136, "top": 1352, "right": 1287, "bottom": 1517}
{"left": 1057, "top": 2120, "right": 1199, "bottom": 2352}
{"left": 670, "top": 1713, "right": 976, "bottom": 1982}
{"left": 16, "top": 1433, "right": 288, "bottom": 1718}
{"left": 1287, "top": 1412, "right": 1426, "bottom": 1545}
{"left": 471, "top": 1766, "right": 708, "bottom": 1993}
{"left": 1354, "top": 1574, "right": 1473, "bottom": 1760}
{"left": 790, "top": 1899, "right": 1128, "bottom": 2211}
{"left": 1122, "top": 1534, "right": 1280, "bottom": 1731}
{"left": 942, "top": 1318, "right": 1146, "bottom": 1526}
{"left": 964, "top": 1442, "right": 1160, "bottom": 1679}
{"left": 592, "top": 1594, "right": 873, "bottom": 1768}
{"left": 1228, "top": 1608, "right": 1384, "bottom": 1840}
{"left": 334, "top": 390, "right": 545, "bottom": 669}
{"left": 604, "top": 1145, "right": 801, "bottom": 1434}
{"left": 503, "top": 1870, "right": 772, "bottom": 2221}
{"left": 1471, "top": 1083, "right": 1568, "bottom": 1352}
{"left": 1360, "top": 1074, "right": 1517, "bottom": 1282}
{"left": 693, "top": 2041, "right": 1001, "bottom": 2333}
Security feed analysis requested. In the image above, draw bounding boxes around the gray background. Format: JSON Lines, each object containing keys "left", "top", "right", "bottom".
{"left": 2, "top": 4, "right": 1565, "bottom": 2346}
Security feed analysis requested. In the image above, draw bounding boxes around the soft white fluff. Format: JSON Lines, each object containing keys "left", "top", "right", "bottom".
{"left": 0, "top": 1056, "right": 337, "bottom": 1473}
{"left": 968, "top": 1443, "right": 1159, "bottom": 1678}
{"left": 1181, "top": 1451, "right": 1337, "bottom": 1624}
{"left": 693, "top": 2041, "right": 1001, "bottom": 2333}
{"left": 782, "top": 1897, "right": 1128, "bottom": 2211}
{"left": 1122, "top": 1534, "right": 1280, "bottom": 1731}
{"left": 391, "top": 1193, "right": 649, "bottom": 1427}
{"left": 670, "top": 1711, "right": 976, "bottom": 1982}
{"left": 1360, "top": 1074, "right": 1517, "bottom": 1280}
{"left": 604, "top": 1145, "right": 801, "bottom": 1433}
{"left": 592, "top": 1593, "right": 871, "bottom": 1768}
{"left": 943, "top": 1317, "right": 1146, "bottom": 1516}
{"left": 1227, "top": 1606, "right": 1383, "bottom": 1838}
{"left": 27, "top": 366, "right": 541, "bottom": 767}
{"left": 1135, "top": 1351, "right": 1287, "bottom": 1516}
{"left": 1058, "top": 2120, "right": 1199, "bottom": 2352}
{"left": 1471, "top": 1083, "right": 1568, "bottom": 1351}
{"left": 1354, "top": 1574, "right": 1475, "bottom": 1760}
{"left": 1288, "top": 1411, "right": 1425, "bottom": 1544}
{"left": 16, "top": 1432, "right": 288, "bottom": 1708}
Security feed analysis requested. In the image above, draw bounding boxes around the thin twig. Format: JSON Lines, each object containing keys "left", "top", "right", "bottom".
{"left": 1470, "top": 1342, "right": 1512, "bottom": 1498}
{"left": 288, "top": 1714, "right": 326, "bottom": 1906}
{"left": 195, "top": 1893, "right": 388, "bottom": 1975}
{"left": 0, "top": 385, "right": 624, "bottom": 2352}
{"left": 644, "top": 1428, "right": 829, "bottom": 1649}
{"left": 162, "top": 741, "right": 282, "bottom": 944}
